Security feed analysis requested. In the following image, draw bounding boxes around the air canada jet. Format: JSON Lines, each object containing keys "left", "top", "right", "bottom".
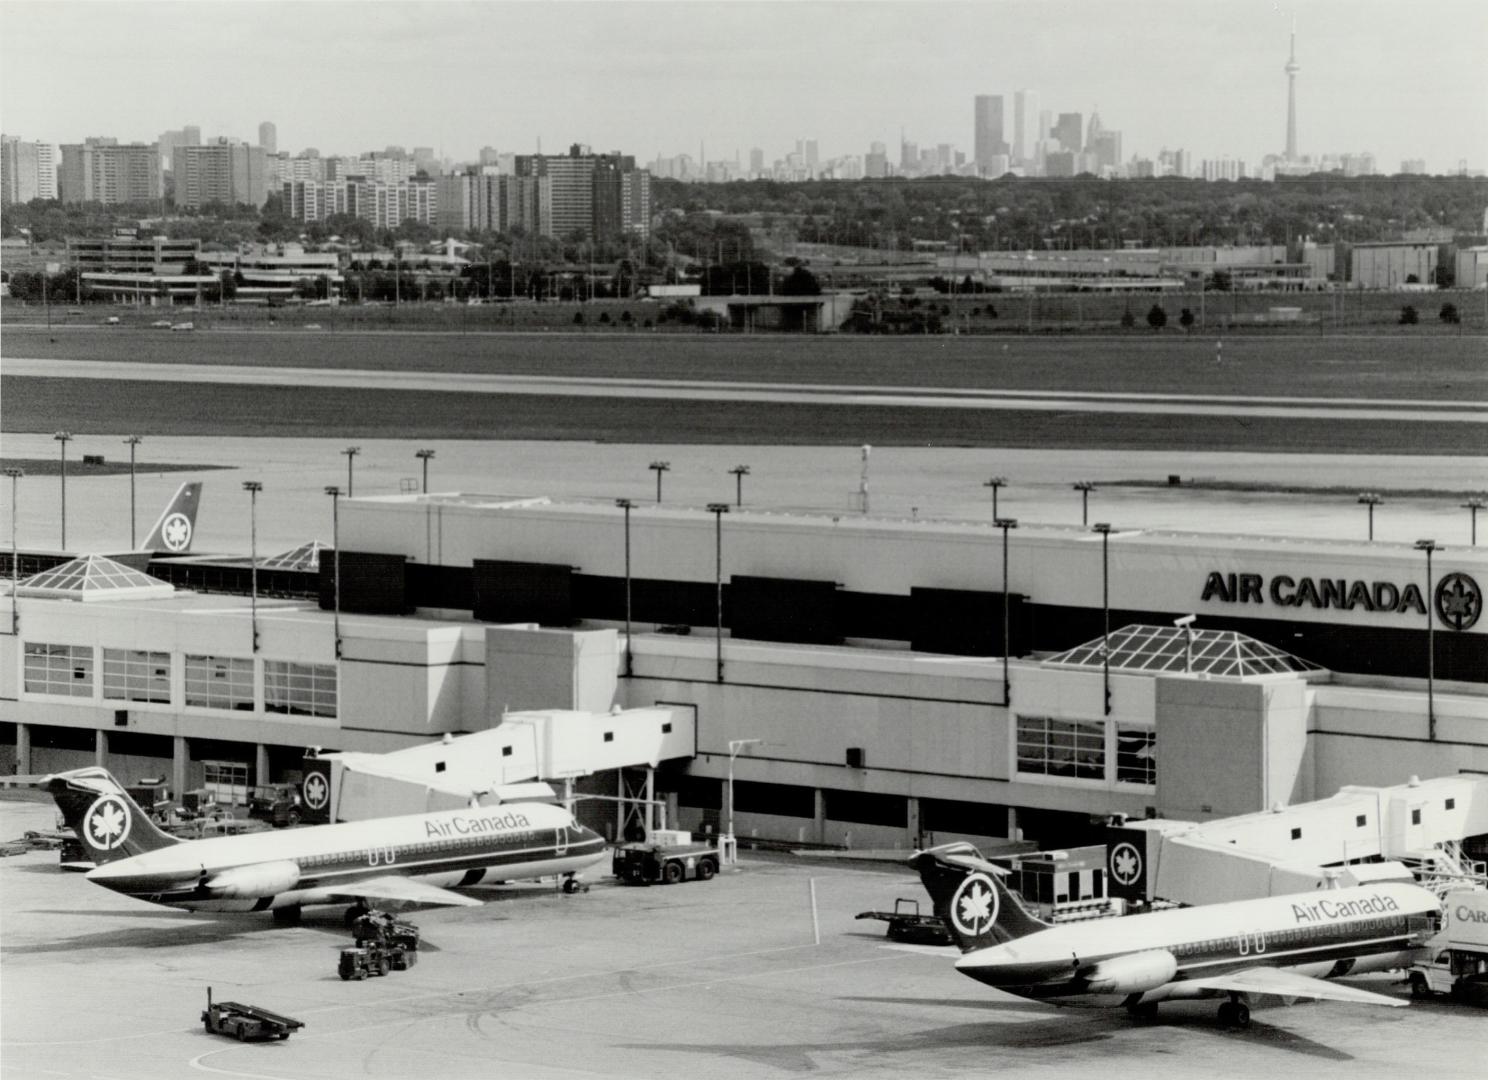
{"left": 913, "top": 843, "right": 1440, "bottom": 1028}
{"left": 139, "top": 481, "right": 203, "bottom": 554}
{"left": 44, "top": 767, "right": 607, "bottom": 924}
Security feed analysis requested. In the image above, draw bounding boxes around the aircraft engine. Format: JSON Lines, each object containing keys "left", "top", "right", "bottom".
{"left": 204, "top": 860, "right": 302, "bottom": 899}
{"left": 1081, "top": 949, "right": 1178, "bottom": 994}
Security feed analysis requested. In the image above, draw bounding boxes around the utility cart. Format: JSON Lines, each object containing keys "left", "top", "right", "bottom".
{"left": 201, "top": 988, "right": 304, "bottom": 1041}
{"left": 855, "top": 898, "right": 954, "bottom": 945}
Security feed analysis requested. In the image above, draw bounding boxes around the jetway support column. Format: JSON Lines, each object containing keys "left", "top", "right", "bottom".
{"left": 15, "top": 722, "right": 30, "bottom": 774}
{"left": 172, "top": 736, "right": 188, "bottom": 804}
{"left": 906, "top": 797, "right": 921, "bottom": 849}
{"left": 645, "top": 768, "right": 655, "bottom": 836}
{"left": 814, "top": 788, "right": 826, "bottom": 845}
{"left": 94, "top": 730, "right": 108, "bottom": 768}
{"left": 255, "top": 743, "right": 270, "bottom": 789}
{"left": 1007, "top": 806, "right": 1020, "bottom": 842}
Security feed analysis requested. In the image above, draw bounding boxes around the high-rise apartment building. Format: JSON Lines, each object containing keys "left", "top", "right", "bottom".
{"left": 513, "top": 144, "right": 650, "bottom": 241}
{"left": 1012, "top": 90, "right": 1039, "bottom": 165}
{"left": 1053, "top": 113, "right": 1082, "bottom": 154}
{"left": 973, "top": 95, "right": 1007, "bottom": 173}
{"left": 157, "top": 126, "right": 202, "bottom": 173}
{"left": 258, "top": 122, "right": 277, "bottom": 154}
{"left": 479, "top": 146, "right": 501, "bottom": 167}
{"left": 59, "top": 139, "right": 161, "bottom": 204}
{"left": 177, "top": 139, "right": 270, "bottom": 208}
{"left": 1, "top": 135, "right": 58, "bottom": 204}
{"left": 284, "top": 176, "right": 437, "bottom": 228}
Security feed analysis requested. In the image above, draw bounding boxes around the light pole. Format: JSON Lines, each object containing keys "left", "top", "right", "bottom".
{"left": 243, "top": 481, "right": 262, "bottom": 652}
{"left": 341, "top": 446, "right": 361, "bottom": 498}
{"left": 616, "top": 498, "right": 634, "bottom": 678}
{"left": 728, "top": 465, "right": 750, "bottom": 507}
{"left": 708, "top": 502, "right": 729, "bottom": 683}
{"left": 124, "top": 435, "right": 142, "bottom": 548}
{"left": 1415, "top": 539, "right": 1437, "bottom": 740}
{"left": 984, "top": 476, "right": 1008, "bottom": 521}
{"left": 1357, "top": 492, "right": 1383, "bottom": 541}
{"left": 325, "top": 485, "right": 342, "bottom": 659}
{"left": 1073, "top": 480, "right": 1095, "bottom": 527}
{"left": 726, "top": 737, "right": 762, "bottom": 843}
{"left": 1174, "top": 614, "right": 1197, "bottom": 673}
{"left": 1093, "top": 523, "right": 1113, "bottom": 716}
{"left": 996, "top": 517, "right": 1018, "bottom": 707}
{"left": 415, "top": 449, "right": 435, "bottom": 494}
{"left": 1462, "top": 497, "right": 1485, "bottom": 546}
{"left": 53, "top": 431, "right": 72, "bottom": 549}
{"left": 5, "top": 467, "right": 22, "bottom": 635}
{"left": 649, "top": 460, "right": 670, "bottom": 504}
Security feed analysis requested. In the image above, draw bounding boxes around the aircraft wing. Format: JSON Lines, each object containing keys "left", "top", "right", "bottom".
{"left": 1181, "top": 967, "right": 1406, "bottom": 1007}
{"left": 330, "top": 874, "right": 484, "bottom": 908}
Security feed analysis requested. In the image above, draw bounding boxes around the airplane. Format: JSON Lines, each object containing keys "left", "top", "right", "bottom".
{"left": 911, "top": 842, "right": 1441, "bottom": 1028}
{"left": 43, "top": 767, "right": 608, "bottom": 924}
{"left": 140, "top": 481, "right": 203, "bottom": 554}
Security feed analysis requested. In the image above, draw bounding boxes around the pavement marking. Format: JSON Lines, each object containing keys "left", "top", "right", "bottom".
{"left": 187, "top": 1051, "right": 298, "bottom": 1080}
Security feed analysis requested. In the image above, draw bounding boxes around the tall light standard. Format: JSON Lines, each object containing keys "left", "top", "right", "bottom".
{"left": 1462, "top": 497, "right": 1485, "bottom": 546}
{"left": 325, "top": 485, "right": 342, "bottom": 659}
{"left": 728, "top": 464, "right": 750, "bottom": 507}
{"left": 1357, "top": 492, "right": 1383, "bottom": 541}
{"left": 5, "top": 467, "right": 22, "bottom": 635}
{"left": 1093, "top": 522, "right": 1113, "bottom": 716}
{"left": 649, "top": 460, "right": 670, "bottom": 504}
{"left": 53, "top": 431, "right": 72, "bottom": 549}
{"left": 996, "top": 517, "right": 1018, "bottom": 707}
{"left": 123, "top": 435, "right": 143, "bottom": 548}
{"left": 341, "top": 446, "right": 361, "bottom": 498}
{"left": 1073, "top": 480, "right": 1095, "bottom": 526}
{"left": 615, "top": 498, "right": 634, "bottom": 678}
{"left": 243, "top": 481, "right": 262, "bottom": 652}
{"left": 726, "top": 737, "right": 762, "bottom": 844}
{"left": 984, "top": 476, "right": 1008, "bottom": 521}
{"left": 1415, "top": 539, "right": 1437, "bottom": 740}
{"left": 708, "top": 502, "right": 730, "bottom": 683}
{"left": 415, "top": 449, "right": 435, "bottom": 494}
{"left": 1174, "top": 614, "right": 1197, "bottom": 673}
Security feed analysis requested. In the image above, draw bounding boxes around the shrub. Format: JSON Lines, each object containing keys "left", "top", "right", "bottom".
{"left": 598, "top": 311, "right": 611, "bottom": 324}
{"left": 1439, "top": 303, "right": 1460, "bottom": 325}
{"left": 1146, "top": 304, "right": 1167, "bottom": 329}
{"left": 573, "top": 311, "right": 585, "bottom": 325}
{"left": 1120, "top": 309, "right": 1136, "bottom": 329}
{"left": 1398, "top": 305, "right": 1418, "bottom": 325}
{"left": 1179, "top": 307, "right": 1195, "bottom": 330}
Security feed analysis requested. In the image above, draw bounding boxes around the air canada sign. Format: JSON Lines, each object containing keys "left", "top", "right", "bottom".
{"left": 1201, "top": 570, "right": 1482, "bottom": 631}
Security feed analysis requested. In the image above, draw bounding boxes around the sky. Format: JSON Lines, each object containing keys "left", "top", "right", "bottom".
{"left": 2, "top": 0, "right": 1485, "bottom": 173}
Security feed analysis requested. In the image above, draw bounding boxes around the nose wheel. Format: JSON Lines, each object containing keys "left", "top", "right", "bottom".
{"left": 1217, "top": 997, "right": 1251, "bottom": 1029}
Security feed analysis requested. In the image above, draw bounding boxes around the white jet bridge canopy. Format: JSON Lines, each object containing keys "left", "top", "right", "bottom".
{"left": 1043, "top": 624, "right": 1324, "bottom": 678}
{"left": 8, "top": 554, "right": 175, "bottom": 602}
{"left": 257, "top": 541, "right": 327, "bottom": 572}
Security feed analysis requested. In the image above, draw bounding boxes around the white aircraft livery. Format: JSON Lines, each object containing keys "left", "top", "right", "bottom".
{"left": 140, "top": 482, "right": 203, "bottom": 553}
{"left": 45, "top": 767, "right": 607, "bottom": 922}
{"left": 913, "top": 843, "right": 1441, "bottom": 1028}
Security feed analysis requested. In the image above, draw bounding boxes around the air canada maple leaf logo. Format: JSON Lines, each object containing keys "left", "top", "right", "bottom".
{"left": 1110, "top": 842, "right": 1143, "bottom": 886}
{"left": 161, "top": 513, "right": 192, "bottom": 552}
{"left": 950, "top": 872, "right": 1000, "bottom": 939}
{"left": 1435, "top": 573, "right": 1481, "bottom": 632}
{"left": 302, "top": 772, "right": 329, "bottom": 810}
{"left": 84, "top": 795, "right": 131, "bottom": 851}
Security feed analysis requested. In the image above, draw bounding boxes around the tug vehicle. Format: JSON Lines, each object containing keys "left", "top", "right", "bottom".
{"left": 612, "top": 830, "right": 720, "bottom": 885}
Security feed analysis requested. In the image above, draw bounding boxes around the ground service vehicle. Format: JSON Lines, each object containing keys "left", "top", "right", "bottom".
{"left": 352, "top": 910, "right": 420, "bottom": 951}
{"left": 339, "top": 941, "right": 415, "bottom": 979}
{"left": 613, "top": 831, "right": 720, "bottom": 885}
{"left": 1410, "top": 888, "right": 1488, "bottom": 1001}
{"left": 201, "top": 988, "right": 304, "bottom": 1041}
{"left": 855, "top": 897, "right": 954, "bottom": 945}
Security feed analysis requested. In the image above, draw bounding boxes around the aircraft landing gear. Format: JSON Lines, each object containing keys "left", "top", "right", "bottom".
{"left": 1217, "top": 996, "right": 1251, "bottom": 1029}
{"left": 560, "top": 875, "right": 589, "bottom": 895}
{"left": 272, "top": 905, "right": 303, "bottom": 926}
{"left": 1125, "top": 1001, "right": 1159, "bottom": 1022}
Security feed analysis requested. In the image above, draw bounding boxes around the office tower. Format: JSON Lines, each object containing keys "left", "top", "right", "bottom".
{"left": 177, "top": 139, "right": 269, "bottom": 208}
{"left": 1053, "top": 113, "right": 1082, "bottom": 154}
{"left": 804, "top": 139, "right": 819, "bottom": 174}
{"left": 1284, "top": 20, "right": 1300, "bottom": 159}
{"left": 479, "top": 146, "right": 501, "bottom": 167}
{"left": 157, "top": 126, "right": 202, "bottom": 173}
{"left": 865, "top": 141, "right": 888, "bottom": 178}
{"left": 258, "top": 121, "right": 277, "bottom": 154}
{"left": 900, "top": 139, "right": 918, "bottom": 173}
{"left": 973, "top": 95, "right": 1007, "bottom": 172}
{"left": 1012, "top": 90, "right": 1039, "bottom": 165}
{"left": 1, "top": 135, "right": 57, "bottom": 204}
{"left": 412, "top": 147, "right": 437, "bottom": 175}
{"left": 1085, "top": 112, "right": 1121, "bottom": 174}
{"left": 749, "top": 148, "right": 764, "bottom": 176}
{"left": 59, "top": 139, "right": 161, "bottom": 203}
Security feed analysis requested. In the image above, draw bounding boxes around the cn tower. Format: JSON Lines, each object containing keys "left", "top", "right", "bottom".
{"left": 1284, "top": 19, "right": 1300, "bottom": 160}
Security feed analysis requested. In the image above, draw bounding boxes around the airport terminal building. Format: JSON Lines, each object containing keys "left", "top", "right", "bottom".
{"left": 2, "top": 494, "right": 1484, "bottom": 852}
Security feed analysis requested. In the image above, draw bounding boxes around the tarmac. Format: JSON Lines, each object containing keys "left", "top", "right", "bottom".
{"left": 2, "top": 798, "right": 1484, "bottom": 1080}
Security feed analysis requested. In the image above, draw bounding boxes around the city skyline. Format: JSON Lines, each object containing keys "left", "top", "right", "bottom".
{"left": 2, "top": 1, "right": 1485, "bottom": 174}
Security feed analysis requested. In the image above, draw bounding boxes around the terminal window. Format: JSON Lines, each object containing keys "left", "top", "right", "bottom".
{"left": 1115, "top": 726, "right": 1157, "bottom": 787}
{"left": 23, "top": 643, "right": 94, "bottom": 697}
{"left": 263, "top": 660, "right": 337, "bottom": 718}
{"left": 1016, "top": 716, "right": 1104, "bottom": 781}
{"left": 184, "top": 655, "right": 253, "bottom": 711}
{"left": 102, "top": 648, "right": 171, "bottom": 704}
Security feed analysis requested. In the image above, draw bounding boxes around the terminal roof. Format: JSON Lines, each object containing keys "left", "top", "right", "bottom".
{"left": 1044, "top": 623, "right": 1324, "bottom": 678}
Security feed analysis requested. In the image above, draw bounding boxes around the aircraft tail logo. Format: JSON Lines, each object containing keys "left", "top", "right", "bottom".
{"left": 142, "top": 482, "right": 202, "bottom": 553}
{"left": 44, "top": 767, "right": 179, "bottom": 863}
{"left": 911, "top": 842, "right": 1050, "bottom": 952}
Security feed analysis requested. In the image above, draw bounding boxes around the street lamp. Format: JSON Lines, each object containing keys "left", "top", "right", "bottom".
{"left": 1357, "top": 492, "right": 1383, "bottom": 541}
{"left": 728, "top": 464, "right": 750, "bottom": 507}
{"left": 1174, "top": 614, "right": 1197, "bottom": 673}
{"left": 726, "top": 737, "right": 763, "bottom": 844}
{"left": 616, "top": 498, "right": 634, "bottom": 678}
{"left": 708, "top": 502, "right": 730, "bottom": 683}
{"left": 1073, "top": 480, "right": 1095, "bottom": 526}
{"left": 243, "top": 481, "right": 262, "bottom": 652}
{"left": 341, "top": 446, "right": 361, "bottom": 498}
{"left": 4, "top": 467, "right": 22, "bottom": 635}
{"left": 649, "top": 460, "right": 670, "bottom": 503}
{"left": 415, "top": 449, "right": 435, "bottom": 494}
{"left": 53, "top": 431, "right": 72, "bottom": 549}
{"left": 1093, "top": 523, "right": 1114, "bottom": 716}
{"left": 1462, "top": 496, "right": 1485, "bottom": 547}
{"left": 325, "top": 486, "right": 342, "bottom": 659}
{"left": 124, "top": 435, "right": 143, "bottom": 548}
{"left": 984, "top": 476, "right": 1008, "bottom": 521}
{"left": 995, "top": 517, "right": 1018, "bottom": 707}
{"left": 1414, "top": 539, "right": 1437, "bottom": 740}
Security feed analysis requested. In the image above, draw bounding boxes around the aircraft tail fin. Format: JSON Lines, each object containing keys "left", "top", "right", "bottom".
{"left": 141, "top": 482, "right": 202, "bottom": 553}
{"left": 43, "top": 767, "right": 179, "bottom": 864}
{"left": 911, "top": 842, "right": 1051, "bottom": 952}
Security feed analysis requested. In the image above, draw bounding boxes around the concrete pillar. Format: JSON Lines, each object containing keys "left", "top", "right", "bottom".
{"left": 255, "top": 743, "right": 270, "bottom": 788}
{"left": 813, "top": 787, "right": 826, "bottom": 845}
{"left": 15, "top": 723, "right": 31, "bottom": 774}
{"left": 172, "top": 736, "right": 188, "bottom": 803}
{"left": 906, "top": 796, "right": 921, "bottom": 850}
{"left": 1007, "top": 806, "right": 1020, "bottom": 842}
{"left": 643, "top": 767, "right": 655, "bottom": 836}
{"left": 94, "top": 729, "right": 108, "bottom": 768}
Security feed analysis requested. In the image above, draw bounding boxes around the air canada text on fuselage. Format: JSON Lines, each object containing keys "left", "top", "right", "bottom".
{"left": 424, "top": 811, "right": 532, "bottom": 839}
